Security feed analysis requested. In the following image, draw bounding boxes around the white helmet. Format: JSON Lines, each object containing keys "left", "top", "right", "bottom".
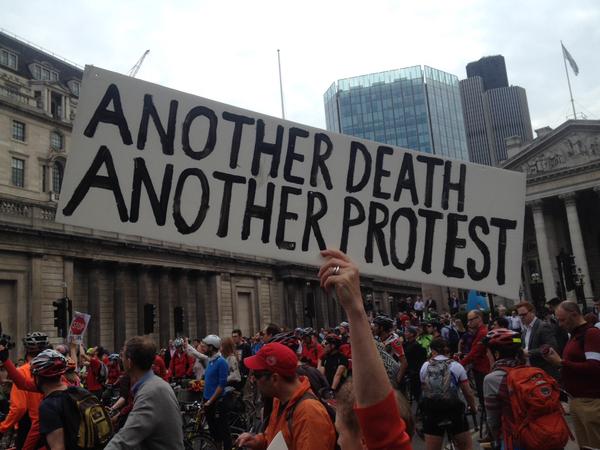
{"left": 202, "top": 334, "right": 221, "bottom": 349}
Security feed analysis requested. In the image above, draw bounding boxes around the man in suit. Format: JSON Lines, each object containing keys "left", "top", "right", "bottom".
{"left": 516, "top": 301, "right": 559, "bottom": 379}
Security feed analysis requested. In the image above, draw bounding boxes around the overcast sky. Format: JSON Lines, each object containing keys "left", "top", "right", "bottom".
{"left": 3, "top": 0, "right": 598, "bottom": 134}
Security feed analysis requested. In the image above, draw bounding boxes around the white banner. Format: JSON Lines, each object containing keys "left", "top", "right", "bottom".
{"left": 56, "top": 67, "right": 526, "bottom": 298}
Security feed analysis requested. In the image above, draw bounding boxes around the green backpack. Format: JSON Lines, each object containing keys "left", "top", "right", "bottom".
{"left": 66, "top": 387, "right": 113, "bottom": 448}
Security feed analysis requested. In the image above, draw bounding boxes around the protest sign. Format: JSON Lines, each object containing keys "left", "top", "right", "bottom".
{"left": 56, "top": 67, "right": 526, "bottom": 298}
{"left": 68, "top": 311, "right": 91, "bottom": 343}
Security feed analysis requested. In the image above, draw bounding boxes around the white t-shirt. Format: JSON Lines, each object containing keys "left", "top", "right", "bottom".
{"left": 420, "top": 355, "right": 468, "bottom": 388}
{"left": 414, "top": 300, "right": 425, "bottom": 311}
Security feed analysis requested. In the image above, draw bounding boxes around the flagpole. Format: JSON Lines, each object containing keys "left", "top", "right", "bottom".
{"left": 561, "top": 41, "right": 577, "bottom": 119}
{"left": 277, "top": 49, "right": 286, "bottom": 120}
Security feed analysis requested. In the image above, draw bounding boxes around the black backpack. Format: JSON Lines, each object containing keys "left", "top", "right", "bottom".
{"left": 286, "top": 392, "right": 340, "bottom": 450}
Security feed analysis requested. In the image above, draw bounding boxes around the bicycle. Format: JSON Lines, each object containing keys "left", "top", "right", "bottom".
{"left": 180, "top": 401, "right": 219, "bottom": 450}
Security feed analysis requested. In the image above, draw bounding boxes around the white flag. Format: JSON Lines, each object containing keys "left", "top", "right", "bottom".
{"left": 562, "top": 43, "right": 579, "bottom": 76}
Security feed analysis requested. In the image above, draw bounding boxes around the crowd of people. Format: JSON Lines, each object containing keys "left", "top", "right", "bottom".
{"left": 0, "top": 249, "right": 599, "bottom": 450}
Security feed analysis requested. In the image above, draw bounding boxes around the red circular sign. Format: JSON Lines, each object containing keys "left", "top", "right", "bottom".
{"left": 71, "top": 316, "right": 86, "bottom": 335}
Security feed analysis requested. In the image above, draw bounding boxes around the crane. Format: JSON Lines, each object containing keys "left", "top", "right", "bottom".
{"left": 128, "top": 49, "right": 150, "bottom": 78}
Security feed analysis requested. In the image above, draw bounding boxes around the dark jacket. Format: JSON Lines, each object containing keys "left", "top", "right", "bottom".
{"left": 524, "top": 318, "right": 559, "bottom": 379}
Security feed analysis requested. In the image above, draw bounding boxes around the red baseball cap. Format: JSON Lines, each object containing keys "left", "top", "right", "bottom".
{"left": 244, "top": 343, "right": 298, "bottom": 378}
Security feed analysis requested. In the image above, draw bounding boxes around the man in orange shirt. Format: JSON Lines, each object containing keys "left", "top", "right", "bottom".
{"left": 235, "top": 343, "right": 336, "bottom": 450}
{"left": 0, "top": 332, "right": 47, "bottom": 450}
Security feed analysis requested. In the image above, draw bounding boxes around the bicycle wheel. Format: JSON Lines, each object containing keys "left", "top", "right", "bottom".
{"left": 185, "top": 432, "right": 219, "bottom": 450}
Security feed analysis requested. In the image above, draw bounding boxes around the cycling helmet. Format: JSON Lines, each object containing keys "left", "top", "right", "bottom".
{"left": 301, "top": 327, "right": 314, "bottom": 338}
{"left": 483, "top": 328, "right": 522, "bottom": 350}
{"left": 339, "top": 321, "right": 350, "bottom": 329}
{"left": 108, "top": 353, "right": 121, "bottom": 362}
{"left": 22, "top": 332, "right": 49, "bottom": 353}
{"left": 30, "top": 349, "right": 67, "bottom": 378}
{"left": 66, "top": 356, "right": 77, "bottom": 371}
{"left": 373, "top": 315, "right": 395, "bottom": 331}
{"left": 173, "top": 338, "right": 184, "bottom": 348}
{"left": 324, "top": 333, "right": 342, "bottom": 348}
{"left": 268, "top": 331, "right": 300, "bottom": 353}
{"left": 202, "top": 335, "right": 221, "bottom": 349}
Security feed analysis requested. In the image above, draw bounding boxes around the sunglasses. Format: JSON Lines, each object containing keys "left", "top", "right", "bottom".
{"left": 251, "top": 371, "right": 272, "bottom": 380}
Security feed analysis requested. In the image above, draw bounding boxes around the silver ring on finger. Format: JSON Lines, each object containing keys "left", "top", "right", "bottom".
{"left": 332, "top": 265, "right": 341, "bottom": 275}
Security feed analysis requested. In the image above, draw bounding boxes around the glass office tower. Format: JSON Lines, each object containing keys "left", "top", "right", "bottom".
{"left": 324, "top": 65, "right": 469, "bottom": 160}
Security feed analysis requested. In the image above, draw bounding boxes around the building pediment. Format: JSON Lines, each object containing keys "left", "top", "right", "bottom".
{"left": 503, "top": 120, "right": 600, "bottom": 180}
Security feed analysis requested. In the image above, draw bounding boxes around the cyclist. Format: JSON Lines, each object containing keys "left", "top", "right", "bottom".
{"left": 64, "top": 357, "right": 81, "bottom": 387}
{"left": 169, "top": 338, "right": 193, "bottom": 381}
{"left": 417, "top": 322, "right": 434, "bottom": 353}
{"left": 420, "top": 338, "right": 477, "bottom": 450}
{"left": 403, "top": 326, "right": 427, "bottom": 402}
{"left": 236, "top": 343, "right": 336, "bottom": 450}
{"left": 80, "top": 346, "right": 104, "bottom": 399}
{"left": 202, "top": 334, "right": 232, "bottom": 450}
{"left": 106, "top": 335, "right": 184, "bottom": 449}
{"left": 0, "top": 332, "right": 47, "bottom": 450}
{"left": 481, "top": 328, "right": 524, "bottom": 449}
{"left": 459, "top": 309, "right": 490, "bottom": 410}
{"left": 372, "top": 315, "right": 408, "bottom": 384}
{"left": 299, "top": 328, "right": 323, "bottom": 368}
{"left": 318, "top": 334, "right": 348, "bottom": 391}
{"left": 270, "top": 331, "right": 331, "bottom": 399}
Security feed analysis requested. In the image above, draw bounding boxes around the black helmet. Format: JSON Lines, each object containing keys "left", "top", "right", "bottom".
{"left": 23, "top": 332, "right": 49, "bottom": 353}
{"left": 373, "top": 315, "right": 394, "bottom": 331}
{"left": 301, "top": 328, "right": 314, "bottom": 338}
{"left": 268, "top": 331, "right": 300, "bottom": 353}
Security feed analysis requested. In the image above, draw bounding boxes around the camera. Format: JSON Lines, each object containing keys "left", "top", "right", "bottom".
{"left": 0, "top": 334, "right": 15, "bottom": 350}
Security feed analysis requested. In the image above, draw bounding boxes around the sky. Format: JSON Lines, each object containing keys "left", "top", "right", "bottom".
{"left": 2, "top": 0, "right": 599, "bottom": 134}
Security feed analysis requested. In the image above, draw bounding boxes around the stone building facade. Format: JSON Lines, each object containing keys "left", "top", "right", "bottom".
{"left": 0, "top": 31, "right": 419, "bottom": 356}
{"left": 503, "top": 120, "right": 600, "bottom": 308}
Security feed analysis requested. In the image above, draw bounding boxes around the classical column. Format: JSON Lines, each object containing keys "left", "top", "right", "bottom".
{"left": 113, "top": 266, "right": 127, "bottom": 351}
{"left": 158, "top": 269, "right": 171, "bottom": 348}
{"left": 285, "top": 282, "right": 297, "bottom": 328}
{"left": 530, "top": 200, "right": 556, "bottom": 301}
{"left": 88, "top": 265, "right": 101, "bottom": 346}
{"left": 136, "top": 268, "right": 148, "bottom": 335}
{"left": 560, "top": 193, "right": 593, "bottom": 302}
{"left": 195, "top": 273, "right": 207, "bottom": 339}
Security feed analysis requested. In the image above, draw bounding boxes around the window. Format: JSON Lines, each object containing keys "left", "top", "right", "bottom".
{"left": 32, "top": 63, "right": 59, "bottom": 81}
{"left": 52, "top": 161, "right": 63, "bottom": 193}
{"left": 12, "top": 120, "right": 26, "bottom": 142}
{"left": 69, "top": 81, "right": 80, "bottom": 96}
{"left": 50, "top": 131, "right": 63, "bottom": 150}
{"left": 0, "top": 48, "right": 18, "bottom": 69}
{"left": 11, "top": 158, "right": 25, "bottom": 188}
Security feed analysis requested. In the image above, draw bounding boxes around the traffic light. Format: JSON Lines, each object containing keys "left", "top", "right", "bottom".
{"left": 174, "top": 307, "right": 184, "bottom": 335}
{"left": 52, "top": 297, "right": 70, "bottom": 338}
{"left": 143, "top": 303, "right": 156, "bottom": 334}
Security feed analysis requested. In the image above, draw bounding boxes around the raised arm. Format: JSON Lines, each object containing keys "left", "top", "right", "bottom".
{"left": 318, "top": 249, "right": 391, "bottom": 407}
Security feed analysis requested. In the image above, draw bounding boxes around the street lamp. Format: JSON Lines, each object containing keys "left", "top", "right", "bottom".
{"left": 529, "top": 272, "right": 543, "bottom": 309}
{"left": 573, "top": 267, "right": 586, "bottom": 310}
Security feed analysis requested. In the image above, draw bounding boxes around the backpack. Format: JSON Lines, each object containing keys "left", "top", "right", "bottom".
{"left": 443, "top": 326, "right": 460, "bottom": 353}
{"left": 96, "top": 362, "right": 108, "bottom": 385}
{"left": 422, "top": 358, "right": 458, "bottom": 402}
{"left": 286, "top": 391, "right": 340, "bottom": 450}
{"left": 374, "top": 340, "right": 401, "bottom": 387}
{"left": 66, "top": 387, "right": 114, "bottom": 448}
{"left": 500, "top": 366, "right": 572, "bottom": 450}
